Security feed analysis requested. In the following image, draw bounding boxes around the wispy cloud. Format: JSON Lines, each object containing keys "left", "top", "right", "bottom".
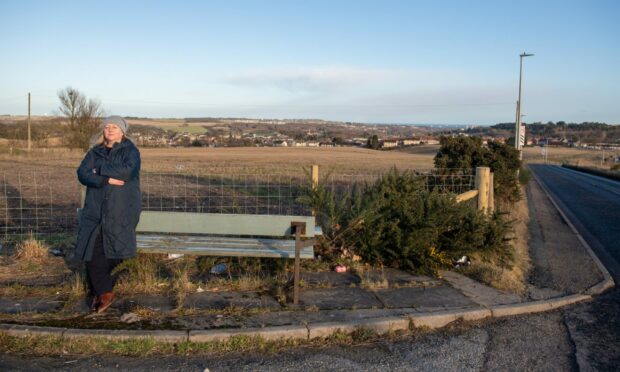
{"left": 222, "top": 67, "right": 402, "bottom": 94}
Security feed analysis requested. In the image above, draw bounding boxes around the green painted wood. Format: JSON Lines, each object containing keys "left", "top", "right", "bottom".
{"left": 136, "top": 211, "right": 316, "bottom": 238}
{"left": 137, "top": 234, "right": 314, "bottom": 259}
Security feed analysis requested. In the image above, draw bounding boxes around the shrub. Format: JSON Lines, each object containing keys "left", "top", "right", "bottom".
{"left": 434, "top": 136, "right": 522, "bottom": 204}
{"left": 300, "top": 168, "right": 512, "bottom": 276}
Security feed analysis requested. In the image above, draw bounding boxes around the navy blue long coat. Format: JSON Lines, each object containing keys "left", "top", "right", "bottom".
{"left": 75, "top": 139, "right": 141, "bottom": 261}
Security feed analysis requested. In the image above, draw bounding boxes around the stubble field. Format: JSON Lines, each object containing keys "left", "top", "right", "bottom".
{"left": 522, "top": 146, "right": 615, "bottom": 168}
{"left": 0, "top": 145, "right": 440, "bottom": 174}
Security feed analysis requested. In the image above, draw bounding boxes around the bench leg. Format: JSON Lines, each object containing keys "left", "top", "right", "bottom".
{"left": 294, "top": 231, "right": 301, "bottom": 305}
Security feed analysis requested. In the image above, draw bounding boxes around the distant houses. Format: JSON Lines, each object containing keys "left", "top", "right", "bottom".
{"left": 377, "top": 136, "right": 440, "bottom": 149}
{"left": 129, "top": 126, "right": 444, "bottom": 150}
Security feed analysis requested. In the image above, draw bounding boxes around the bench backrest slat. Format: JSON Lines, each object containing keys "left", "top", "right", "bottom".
{"left": 136, "top": 211, "right": 316, "bottom": 238}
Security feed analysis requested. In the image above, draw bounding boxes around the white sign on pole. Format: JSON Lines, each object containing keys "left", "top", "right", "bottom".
{"left": 519, "top": 123, "right": 526, "bottom": 149}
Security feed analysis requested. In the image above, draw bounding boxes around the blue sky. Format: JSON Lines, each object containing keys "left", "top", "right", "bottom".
{"left": 1, "top": 0, "right": 618, "bottom": 124}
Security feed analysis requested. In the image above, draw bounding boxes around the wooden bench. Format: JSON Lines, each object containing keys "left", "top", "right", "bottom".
{"left": 135, "top": 211, "right": 319, "bottom": 304}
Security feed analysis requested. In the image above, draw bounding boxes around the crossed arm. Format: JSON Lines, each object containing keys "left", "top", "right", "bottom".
{"left": 77, "top": 148, "right": 140, "bottom": 188}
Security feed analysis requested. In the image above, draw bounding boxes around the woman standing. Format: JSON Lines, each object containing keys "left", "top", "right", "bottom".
{"left": 75, "top": 116, "right": 141, "bottom": 313}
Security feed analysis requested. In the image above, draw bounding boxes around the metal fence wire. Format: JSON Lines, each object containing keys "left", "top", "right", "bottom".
{"left": 0, "top": 167, "right": 475, "bottom": 241}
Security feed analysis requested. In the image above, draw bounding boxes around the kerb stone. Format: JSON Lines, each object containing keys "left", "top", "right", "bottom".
{"left": 189, "top": 325, "right": 308, "bottom": 342}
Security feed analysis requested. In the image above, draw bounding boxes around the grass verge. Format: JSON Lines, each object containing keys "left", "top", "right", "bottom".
{"left": 457, "top": 185, "right": 531, "bottom": 294}
{"left": 0, "top": 326, "right": 412, "bottom": 357}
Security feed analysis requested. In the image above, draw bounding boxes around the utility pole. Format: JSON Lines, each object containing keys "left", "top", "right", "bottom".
{"left": 27, "top": 92, "right": 32, "bottom": 152}
{"left": 515, "top": 52, "right": 534, "bottom": 159}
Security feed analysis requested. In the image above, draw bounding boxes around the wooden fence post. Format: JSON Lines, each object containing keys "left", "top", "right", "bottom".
{"left": 311, "top": 165, "right": 319, "bottom": 217}
{"left": 488, "top": 171, "right": 494, "bottom": 213}
{"left": 311, "top": 165, "right": 319, "bottom": 191}
{"left": 475, "top": 167, "right": 490, "bottom": 213}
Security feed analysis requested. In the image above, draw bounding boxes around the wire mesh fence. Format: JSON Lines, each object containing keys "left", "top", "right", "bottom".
{"left": 0, "top": 166, "right": 476, "bottom": 242}
{"left": 141, "top": 169, "right": 310, "bottom": 216}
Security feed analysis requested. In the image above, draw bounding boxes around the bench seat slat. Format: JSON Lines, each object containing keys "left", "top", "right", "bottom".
{"left": 137, "top": 234, "right": 314, "bottom": 259}
{"left": 137, "top": 211, "right": 316, "bottom": 238}
{"left": 137, "top": 234, "right": 295, "bottom": 247}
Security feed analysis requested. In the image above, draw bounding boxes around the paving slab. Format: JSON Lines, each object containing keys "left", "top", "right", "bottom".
{"left": 0, "top": 297, "right": 63, "bottom": 314}
{"left": 440, "top": 270, "right": 523, "bottom": 306}
{"left": 527, "top": 286, "right": 564, "bottom": 301}
{"left": 300, "top": 271, "right": 360, "bottom": 287}
{"left": 359, "top": 268, "right": 442, "bottom": 287}
{"left": 374, "top": 285, "right": 477, "bottom": 309}
{"left": 115, "top": 296, "right": 176, "bottom": 313}
{"left": 298, "top": 287, "right": 383, "bottom": 310}
{"left": 0, "top": 274, "right": 66, "bottom": 287}
{"left": 183, "top": 291, "right": 281, "bottom": 310}
{"left": 63, "top": 297, "right": 92, "bottom": 313}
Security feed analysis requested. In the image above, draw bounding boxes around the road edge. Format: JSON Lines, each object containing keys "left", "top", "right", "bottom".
{"left": 0, "top": 294, "right": 597, "bottom": 343}
{"left": 530, "top": 166, "right": 615, "bottom": 295}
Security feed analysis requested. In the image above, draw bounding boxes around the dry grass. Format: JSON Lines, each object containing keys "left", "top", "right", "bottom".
{"left": 0, "top": 238, "right": 69, "bottom": 285}
{"left": 351, "top": 263, "right": 390, "bottom": 290}
{"left": 1, "top": 145, "right": 437, "bottom": 174}
{"left": 0, "top": 283, "right": 63, "bottom": 298}
{"left": 12, "top": 237, "right": 49, "bottom": 262}
{"left": 113, "top": 254, "right": 169, "bottom": 295}
{"left": 138, "top": 146, "right": 436, "bottom": 174}
{"left": 0, "top": 325, "right": 405, "bottom": 357}
{"left": 459, "top": 185, "right": 531, "bottom": 294}
{"left": 168, "top": 258, "right": 195, "bottom": 309}
{"left": 132, "top": 305, "right": 160, "bottom": 319}
{"left": 62, "top": 272, "right": 87, "bottom": 305}
{"left": 360, "top": 272, "right": 389, "bottom": 290}
{"left": 522, "top": 146, "right": 616, "bottom": 169}
{"left": 203, "top": 273, "right": 283, "bottom": 292}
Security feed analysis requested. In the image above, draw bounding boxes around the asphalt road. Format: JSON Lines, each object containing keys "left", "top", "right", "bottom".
{"left": 528, "top": 164, "right": 620, "bottom": 281}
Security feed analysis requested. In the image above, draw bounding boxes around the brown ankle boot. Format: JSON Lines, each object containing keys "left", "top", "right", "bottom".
{"left": 96, "top": 292, "right": 115, "bottom": 314}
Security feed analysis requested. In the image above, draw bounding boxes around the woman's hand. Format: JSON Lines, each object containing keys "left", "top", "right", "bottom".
{"left": 108, "top": 178, "right": 125, "bottom": 186}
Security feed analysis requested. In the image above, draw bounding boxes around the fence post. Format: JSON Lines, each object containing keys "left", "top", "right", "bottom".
{"left": 475, "top": 167, "right": 490, "bottom": 213}
{"left": 311, "top": 165, "right": 319, "bottom": 191}
{"left": 311, "top": 165, "right": 319, "bottom": 217}
{"left": 488, "top": 171, "right": 494, "bottom": 213}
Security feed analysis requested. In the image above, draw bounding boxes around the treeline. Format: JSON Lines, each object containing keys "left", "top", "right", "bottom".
{"left": 492, "top": 121, "right": 616, "bottom": 132}
{"left": 0, "top": 119, "right": 64, "bottom": 141}
{"left": 470, "top": 121, "right": 620, "bottom": 144}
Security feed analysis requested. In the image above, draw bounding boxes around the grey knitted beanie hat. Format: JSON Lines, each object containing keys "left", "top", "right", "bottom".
{"left": 101, "top": 116, "right": 129, "bottom": 133}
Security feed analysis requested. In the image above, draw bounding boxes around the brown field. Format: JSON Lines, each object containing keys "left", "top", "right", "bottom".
{"left": 522, "top": 146, "right": 617, "bottom": 168}
{"left": 0, "top": 146, "right": 439, "bottom": 174}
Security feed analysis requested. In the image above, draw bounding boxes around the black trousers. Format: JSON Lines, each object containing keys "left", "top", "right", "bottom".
{"left": 86, "top": 229, "right": 123, "bottom": 296}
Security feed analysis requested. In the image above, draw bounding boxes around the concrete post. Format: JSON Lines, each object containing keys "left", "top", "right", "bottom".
{"left": 475, "top": 167, "right": 490, "bottom": 213}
